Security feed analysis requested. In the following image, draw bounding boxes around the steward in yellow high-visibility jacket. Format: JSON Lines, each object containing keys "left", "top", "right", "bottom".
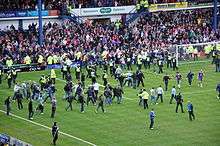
{"left": 6, "top": 58, "right": 13, "bottom": 68}
{"left": 50, "top": 69, "right": 56, "bottom": 84}
{"left": 24, "top": 55, "right": 31, "bottom": 65}
{"left": 38, "top": 55, "right": 44, "bottom": 65}
{"left": 47, "top": 55, "right": 53, "bottom": 65}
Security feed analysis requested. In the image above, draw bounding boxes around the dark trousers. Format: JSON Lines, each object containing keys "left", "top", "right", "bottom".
{"left": 62, "top": 71, "right": 67, "bottom": 79}
{"left": 29, "top": 110, "right": 34, "bottom": 119}
{"left": 173, "top": 64, "right": 177, "bottom": 71}
{"left": 80, "top": 102, "right": 84, "bottom": 112}
{"left": 176, "top": 103, "right": 184, "bottom": 113}
{"left": 137, "top": 79, "right": 144, "bottom": 87}
{"left": 66, "top": 101, "right": 73, "bottom": 111}
{"left": 143, "top": 99, "right": 148, "bottom": 109}
{"left": 158, "top": 66, "right": 163, "bottom": 74}
{"left": 127, "top": 63, "right": 132, "bottom": 70}
{"left": 52, "top": 133, "right": 58, "bottom": 145}
{"left": 170, "top": 94, "right": 175, "bottom": 104}
{"left": 97, "top": 102, "right": 104, "bottom": 112}
{"left": 146, "top": 61, "right": 150, "bottom": 69}
{"left": 51, "top": 107, "right": 56, "bottom": 118}
{"left": 17, "top": 100, "right": 23, "bottom": 110}
{"left": 156, "top": 94, "right": 163, "bottom": 103}
{"left": 87, "top": 96, "right": 95, "bottom": 105}
{"left": 188, "top": 111, "right": 195, "bottom": 121}
{"left": 149, "top": 118, "right": 154, "bottom": 129}
{"left": 167, "top": 61, "right": 172, "bottom": 68}
{"left": 216, "top": 63, "right": 220, "bottom": 72}
{"left": 164, "top": 82, "right": 168, "bottom": 91}
{"left": 103, "top": 79, "right": 107, "bottom": 86}
{"left": 188, "top": 79, "right": 192, "bottom": 86}
{"left": 94, "top": 90, "right": 98, "bottom": 102}
{"left": 8, "top": 79, "right": 12, "bottom": 88}
{"left": 0, "top": 75, "right": 2, "bottom": 84}
{"left": 6, "top": 105, "right": 10, "bottom": 115}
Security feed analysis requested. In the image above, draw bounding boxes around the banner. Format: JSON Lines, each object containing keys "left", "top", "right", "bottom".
{"left": 0, "top": 11, "right": 16, "bottom": 18}
{"left": 149, "top": 2, "right": 188, "bottom": 11}
{"left": 0, "top": 10, "right": 56, "bottom": 18}
{"left": 71, "top": 6, "right": 135, "bottom": 16}
{"left": 27, "top": 10, "right": 49, "bottom": 16}
{"left": 16, "top": 11, "right": 28, "bottom": 17}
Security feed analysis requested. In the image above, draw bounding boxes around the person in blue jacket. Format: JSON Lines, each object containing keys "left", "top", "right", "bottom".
{"left": 187, "top": 101, "right": 195, "bottom": 121}
{"left": 149, "top": 108, "right": 155, "bottom": 130}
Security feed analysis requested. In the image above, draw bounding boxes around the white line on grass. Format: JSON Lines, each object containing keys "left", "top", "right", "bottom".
{"left": 0, "top": 110, "right": 97, "bottom": 146}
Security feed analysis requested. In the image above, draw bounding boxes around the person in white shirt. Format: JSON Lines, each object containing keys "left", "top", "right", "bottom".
{"left": 92, "top": 82, "right": 104, "bottom": 102}
{"left": 156, "top": 85, "right": 164, "bottom": 103}
{"left": 150, "top": 87, "right": 156, "bottom": 105}
{"left": 170, "top": 86, "right": 176, "bottom": 104}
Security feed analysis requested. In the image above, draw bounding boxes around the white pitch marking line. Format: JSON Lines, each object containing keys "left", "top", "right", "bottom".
{"left": 0, "top": 110, "right": 97, "bottom": 146}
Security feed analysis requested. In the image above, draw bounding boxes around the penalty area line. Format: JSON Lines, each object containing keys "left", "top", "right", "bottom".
{"left": 0, "top": 110, "right": 97, "bottom": 146}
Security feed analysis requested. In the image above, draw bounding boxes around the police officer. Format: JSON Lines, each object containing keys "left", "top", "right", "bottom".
{"left": 52, "top": 122, "right": 59, "bottom": 145}
{"left": 6, "top": 71, "right": 12, "bottom": 88}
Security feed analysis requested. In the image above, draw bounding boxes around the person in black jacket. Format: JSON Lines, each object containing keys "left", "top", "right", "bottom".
{"left": 187, "top": 70, "right": 194, "bottom": 86}
{"left": 28, "top": 99, "right": 34, "bottom": 120}
{"left": 86, "top": 86, "right": 96, "bottom": 106}
{"left": 136, "top": 70, "right": 145, "bottom": 87}
{"left": 113, "top": 85, "right": 124, "bottom": 104}
{"left": 52, "top": 122, "right": 59, "bottom": 145}
{"left": 176, "top": 92, "right": 184, "bottom": 113}
{"left": 163, "top": 74, "right": 171, "bottom": 91}
{"left": 16, "top": 91, "right": 23, "bottom": 110}
{"left": 4, "top": 96, "right": 11, "bottom": 115}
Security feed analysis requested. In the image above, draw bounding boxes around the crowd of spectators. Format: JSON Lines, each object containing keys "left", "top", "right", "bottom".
{"left": 0, "top": 0, "right": 68, "bottom": 11}
{"left": 0, "top": 0, "right": 215, "bottom": 11}
{"left": 0, "top": 8, "right": 219, "bottom": 65}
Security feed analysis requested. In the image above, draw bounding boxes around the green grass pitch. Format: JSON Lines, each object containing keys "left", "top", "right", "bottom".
{"left": 0, "top": 61, "right": 220, "bottom": 146}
